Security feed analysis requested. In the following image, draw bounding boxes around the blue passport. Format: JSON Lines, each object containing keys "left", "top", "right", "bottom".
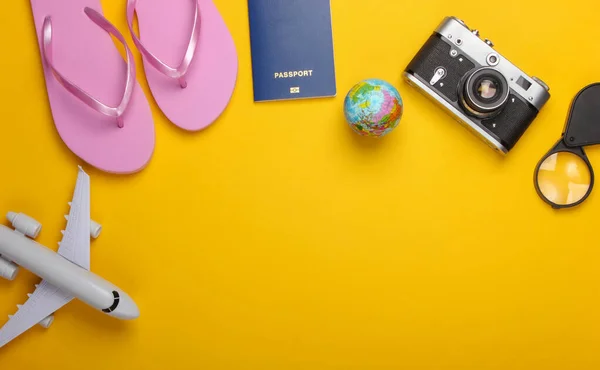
{"left": 248, "top": 0, "right": 337, "bottom": 102}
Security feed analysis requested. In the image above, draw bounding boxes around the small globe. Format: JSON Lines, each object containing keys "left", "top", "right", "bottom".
{"left": 344, "top": 79, "right": 403, "bottom": 137}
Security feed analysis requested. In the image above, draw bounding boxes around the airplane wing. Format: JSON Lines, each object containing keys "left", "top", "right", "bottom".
{"left": 0, "top": 280, "right": 73, "bottom": 348}
{"left": 57, "top": 166, "right": 91, "bottom": 270}
{"left": 0, "top": 167, "right": 91, "bottom": 348}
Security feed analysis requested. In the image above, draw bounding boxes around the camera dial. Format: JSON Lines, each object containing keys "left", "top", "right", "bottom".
{"left": 451, "top": 17, "right": 469, "bottom": 29}
{"left": 532, "top": 77, "right": 550, "bottom": 92}
{"left": 459, "top": 67, "right": 510, "bottom": 119}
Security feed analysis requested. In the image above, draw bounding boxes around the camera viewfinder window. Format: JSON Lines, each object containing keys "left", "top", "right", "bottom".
{"left": 516, "top": 76, "right": 532, "bottom": 91}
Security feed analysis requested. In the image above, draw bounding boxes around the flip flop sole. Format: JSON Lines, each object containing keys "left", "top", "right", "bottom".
{"left": 30, "top": 0, "right": 155, "bottom": 174}
{"left": 136, "top": 0, "right": 238, "bottom": 131}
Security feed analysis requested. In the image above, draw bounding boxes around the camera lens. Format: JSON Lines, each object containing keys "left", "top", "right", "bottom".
{"left": 475, "top": 78, "right": 499, "bottom": 99}
{"left": 459, "top": 68, "right": 509, "bottom": 119}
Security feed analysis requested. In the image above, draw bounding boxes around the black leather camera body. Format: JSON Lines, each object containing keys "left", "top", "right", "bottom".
{"left": 404, "top": 16, "right": 551, "bottom": 154}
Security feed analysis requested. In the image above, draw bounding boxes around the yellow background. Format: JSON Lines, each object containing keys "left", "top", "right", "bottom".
{"left": 1, "top": 0, "right": 600, "bottom": 368}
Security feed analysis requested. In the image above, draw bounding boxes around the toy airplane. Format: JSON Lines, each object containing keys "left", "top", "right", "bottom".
{"left": 0, "top": 167, "right": 139, "bottom": 348}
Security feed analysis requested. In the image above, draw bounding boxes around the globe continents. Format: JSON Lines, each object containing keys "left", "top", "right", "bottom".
{"left": 344, "top": 79, "right": 403, "bottom": 137}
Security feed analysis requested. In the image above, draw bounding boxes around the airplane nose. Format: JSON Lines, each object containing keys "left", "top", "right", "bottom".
{"left": 107, "top": 291, "right": 140, "bottom": 320}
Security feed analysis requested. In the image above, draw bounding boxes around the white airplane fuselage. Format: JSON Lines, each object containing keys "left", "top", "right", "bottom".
{"left": 0, "top": 225, "right": 138, "bottom": 320}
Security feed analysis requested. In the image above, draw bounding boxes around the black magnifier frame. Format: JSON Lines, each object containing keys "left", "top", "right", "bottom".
{"left": 534, "top": 138, "right": 595, "bottom": 209}
{"left": 534, "top": 82, "right": 600, "bottom": 209}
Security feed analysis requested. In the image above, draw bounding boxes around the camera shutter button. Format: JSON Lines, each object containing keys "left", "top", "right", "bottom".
{"left": 485, "top": 39, "right": 494, "bottom": 47}
{"left": 471, "top": 29, "right": 480, "bottom": 37}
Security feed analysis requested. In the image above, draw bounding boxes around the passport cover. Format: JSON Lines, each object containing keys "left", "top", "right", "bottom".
{"left": 248, "top": 0, "right": 337, "bottom": 102}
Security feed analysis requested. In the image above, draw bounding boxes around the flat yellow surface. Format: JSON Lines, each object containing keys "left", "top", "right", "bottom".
{"left": 1, "top": 0, "right": 600, "bottom": 368}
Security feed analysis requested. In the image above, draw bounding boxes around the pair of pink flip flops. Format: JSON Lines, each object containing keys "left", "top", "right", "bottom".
{"left": 30, "top": 0, "right": 238, "bottom": 174}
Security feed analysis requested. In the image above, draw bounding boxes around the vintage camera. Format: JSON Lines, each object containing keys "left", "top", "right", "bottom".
{"left": 404, "top": 16, "right": 551, "bottom": 154}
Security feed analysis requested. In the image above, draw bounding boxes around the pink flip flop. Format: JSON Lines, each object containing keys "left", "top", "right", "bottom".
{"left": 127, "top": 0, "right": 238, "bottom": 131}
{"left": 30, "top": 0, "right": 155, "bottom": 174}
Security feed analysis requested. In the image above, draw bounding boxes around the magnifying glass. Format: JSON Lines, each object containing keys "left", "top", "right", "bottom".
{"left": 534, "top": 83, "right": 600, "bottom": 209}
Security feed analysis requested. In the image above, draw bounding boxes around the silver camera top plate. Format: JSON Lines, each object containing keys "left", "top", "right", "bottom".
{"left": 435, "top": 16, "right": 550, "bottom": 111}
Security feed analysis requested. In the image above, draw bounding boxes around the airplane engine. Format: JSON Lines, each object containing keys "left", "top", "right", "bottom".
{"left": 38, "top": 314, "right": 54, "bottom": 329}
{"left": 7, "top": 212, "right": 42, "bottom": 239}
{"left": 90, "top": 220, "right": 102, "bottom": 239}
{"left": 0, "top": 256, "right": 19, "bottom": 281}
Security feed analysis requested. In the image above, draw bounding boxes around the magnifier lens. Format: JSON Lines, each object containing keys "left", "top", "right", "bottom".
{"left": 537, "top": 152, "right": 592, "bottom": 206}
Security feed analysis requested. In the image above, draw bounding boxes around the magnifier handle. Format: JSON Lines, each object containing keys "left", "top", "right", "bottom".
{"left": 553, "top": 137, "right": 587, "bottom": 156}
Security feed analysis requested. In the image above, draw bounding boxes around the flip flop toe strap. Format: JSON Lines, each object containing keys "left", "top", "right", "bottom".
{"left": 126, "top": 0, "right": 201, "bottom": 89}
{"left": 42, "top": 7, "right": 136, "bottom": 128}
